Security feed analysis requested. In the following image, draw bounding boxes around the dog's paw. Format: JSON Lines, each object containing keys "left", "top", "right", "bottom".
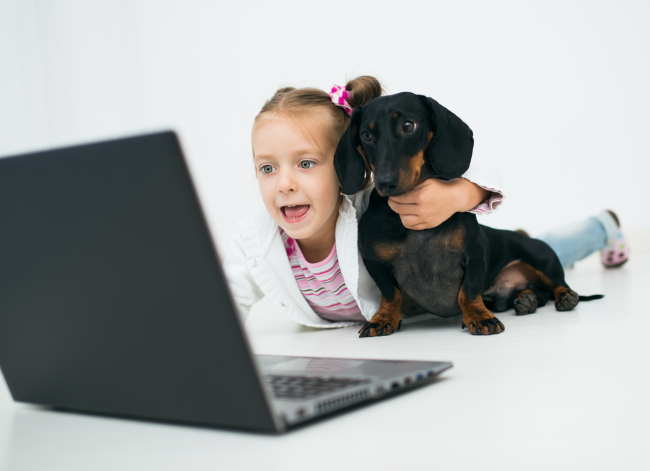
{"left": 358, "top": 319, "right": 402, "bottom": 338}
{"left": 462, "top": 317, "right": 505, "bottom": 335}
{"left": 514, "top": 290, "right": 538, "bottom": 315}
{"left": 555, "top": 288, "right": 579, "bottom": 311}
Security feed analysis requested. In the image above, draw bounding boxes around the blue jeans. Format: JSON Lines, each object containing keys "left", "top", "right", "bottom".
{"left": 536, "top": 210, "right": 619, "bottom": 269}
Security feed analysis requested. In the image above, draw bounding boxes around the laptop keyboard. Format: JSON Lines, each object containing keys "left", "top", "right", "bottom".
{"left": 265, "top": 374, "right": 371, "bottom": 400}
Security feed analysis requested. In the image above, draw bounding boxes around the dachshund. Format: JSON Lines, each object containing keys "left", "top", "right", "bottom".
{"left": 333, "top": 92, "right": 603, "bottom": 337}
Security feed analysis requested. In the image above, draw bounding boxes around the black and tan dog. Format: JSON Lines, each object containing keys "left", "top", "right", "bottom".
{"left": 334, "top": 92, "right": 602, "bottom": 337}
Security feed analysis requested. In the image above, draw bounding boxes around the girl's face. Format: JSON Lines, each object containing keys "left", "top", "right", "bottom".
{"left": 252, "top": 109, "right": 341, "bottom": 245}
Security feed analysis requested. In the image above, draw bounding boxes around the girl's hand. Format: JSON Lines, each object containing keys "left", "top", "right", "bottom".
{"left": 387, "top": 178, "right": 489, "bottom": 230}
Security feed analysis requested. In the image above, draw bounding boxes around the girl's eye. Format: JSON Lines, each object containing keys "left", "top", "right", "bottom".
{"left": 259, "top": 164, "right": 274, "bottom": 175}
{"left": 360, "top": 130, "right": 375, "bottom": 143}
{"left": 402, "top": 120, "right": 416, "bottom": 133}
{"left": 299, "top": 160, "right": 316, "bottom": 169}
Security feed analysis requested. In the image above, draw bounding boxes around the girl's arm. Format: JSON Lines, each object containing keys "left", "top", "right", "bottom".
{"left": 461, "top": 161, "right": 504, "bottom": 214}
{"left": 221, "top": 229, "right": 264, "bottom": 322}
{"left": 387, "top": 161, "right": 503, "bottom": 230}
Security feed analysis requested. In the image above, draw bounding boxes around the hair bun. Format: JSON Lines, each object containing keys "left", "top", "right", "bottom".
{"left": 344, "top": 76, "right": 383, "bottom": 108}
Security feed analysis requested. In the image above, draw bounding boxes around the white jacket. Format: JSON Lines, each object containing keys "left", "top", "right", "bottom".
{"left": 222, "top": 166, "right": 503, "bottom": 329}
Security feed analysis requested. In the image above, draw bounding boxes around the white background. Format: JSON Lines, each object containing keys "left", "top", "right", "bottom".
{"left": 2, "top": 0, "right": 649, "bottom": 248}
{"left": 2, "top": 2, "right": 650, "bottom": 468}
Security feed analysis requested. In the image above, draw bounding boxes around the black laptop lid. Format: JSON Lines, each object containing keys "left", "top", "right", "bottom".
{"left": 0, "top": 131, "right": 278, "bottom": 432}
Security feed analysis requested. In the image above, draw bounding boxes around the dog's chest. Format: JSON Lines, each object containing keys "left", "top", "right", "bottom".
{"left": 359, "top": 202, "right": 466, "bottom": 316}
{"left": 392, "top": 227, "right": 465, "bottom": 316}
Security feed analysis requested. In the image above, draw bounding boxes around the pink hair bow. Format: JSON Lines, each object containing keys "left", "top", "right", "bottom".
{"left": 328, "top": 85, "right": 353, "bottom": 116}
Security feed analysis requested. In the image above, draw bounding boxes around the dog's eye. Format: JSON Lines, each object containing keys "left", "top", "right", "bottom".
{"left": 402, "top": 120, "right": 416, "bottom": 134}
{"left": 360, "top": 130, "right": 375, "bottom": 143}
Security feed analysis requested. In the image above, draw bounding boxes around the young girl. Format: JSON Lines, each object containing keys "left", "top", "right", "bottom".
{"left": 223, "top": 75, "right": 629, "bottom": 330}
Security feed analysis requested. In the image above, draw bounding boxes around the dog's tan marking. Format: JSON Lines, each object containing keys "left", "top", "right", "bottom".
{"left": 491, "top": 261, "right": 576, "bottom": 310}
{"left": 396, "top": 132, "right": 434, "bottom": 191}
{"left": 445, "top": 225, "right": 466, "bottom": 250}
{"left": 398, "top": 149, "right": 426, "bottom": 190}
{"left": 532, "top": 268, "right": 554, "bottom": 290}
{"left": 368, "top": 122, "right": 375, "bottom": 130}
{"left": 408, "top": 150, "right": 425, "bottom": 181}
{"left": 530, "top": 265, "right": 578, "bottom": 309}
{"left": 496, "top": 261, "right": 553, "bottom": 290}
{"left": 359, "top": 289, "right": 403, "bottom": 337}
{"left": 553, "top": 286, "right": 570, "bottom": 298}
{"left": 458, "top": 287, "right": 505, "bottom": 335}
{"left": 374, "top": 242, "right": 402, "bottom": 261}
{"left": 514, "top": 263, "right": 563, "bottom": 299}
{"left": 553, "top": 285, "right": 579, "bottom": 311}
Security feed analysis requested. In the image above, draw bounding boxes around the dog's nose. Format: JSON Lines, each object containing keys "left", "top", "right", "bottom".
{"left": 375, "top": 177, "right": 398, "bottom": 195}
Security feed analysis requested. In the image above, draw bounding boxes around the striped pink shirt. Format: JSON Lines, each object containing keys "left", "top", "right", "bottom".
{"left": 280, "top": 230, "right": 365, "bottom": 323}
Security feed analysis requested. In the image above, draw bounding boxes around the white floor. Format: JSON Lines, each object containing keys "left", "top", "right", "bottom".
{"left": 1, "top": 231, "right": 648, "bottom": 471}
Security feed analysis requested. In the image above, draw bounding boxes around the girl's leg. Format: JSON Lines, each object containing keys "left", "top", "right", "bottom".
{"left": 536, "top": 210, "right": 627, "bottom": 269}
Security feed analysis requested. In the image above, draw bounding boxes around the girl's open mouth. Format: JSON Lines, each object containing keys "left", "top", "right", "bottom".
{"left": 281, "top": 204, "right": 310, "bottom": 223}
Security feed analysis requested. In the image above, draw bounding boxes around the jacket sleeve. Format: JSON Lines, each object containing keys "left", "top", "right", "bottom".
{"left": 461, "top": 156, "right": 504, "bottom": 215}
{"left": 220, "top": 230, "right": 264, "bottom": 323}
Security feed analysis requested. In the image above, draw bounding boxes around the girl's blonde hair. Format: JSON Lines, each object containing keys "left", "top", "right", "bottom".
{"left": 253, "top": 75, "right": 383, "bottom": 189}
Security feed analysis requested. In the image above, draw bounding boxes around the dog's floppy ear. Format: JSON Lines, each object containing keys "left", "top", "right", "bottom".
{"left": 420, "top": 96, "right": 474, "bottom": 179}
{"left": 333, "top": 107, "right": 366, "bottom": 194}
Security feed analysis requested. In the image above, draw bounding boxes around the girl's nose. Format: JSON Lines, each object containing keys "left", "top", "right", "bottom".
{"left": 277, "top": 168, "right": 297, "bottom": 193}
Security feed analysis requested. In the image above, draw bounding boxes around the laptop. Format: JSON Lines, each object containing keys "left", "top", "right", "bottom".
{"left": 0, "top": 131, "right": 452, "bottom": 433}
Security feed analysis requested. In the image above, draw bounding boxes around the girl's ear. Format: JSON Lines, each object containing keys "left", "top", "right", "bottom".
{"left": 419, "top": 95, "right": 474, "bottom": 179}
{"left": 333, "top": 107, "right": 366, "bottom": 194}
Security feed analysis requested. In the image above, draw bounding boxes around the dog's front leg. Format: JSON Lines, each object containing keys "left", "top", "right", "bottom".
{"left": 359, "top": 259, "right": 403, "bottom": 338}
{"left": 459, "top": 245, "right": 505, "bottom": 335}
{"left": 458, "top": 288, "right": 505, "bottom": 335}
{"left": 358, "top": 290, "right": 403, "bottom": 337}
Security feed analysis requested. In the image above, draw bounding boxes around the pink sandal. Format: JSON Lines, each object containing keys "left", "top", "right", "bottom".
{"left": 600, "top": 229, "right": 630, "bottom": 268}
